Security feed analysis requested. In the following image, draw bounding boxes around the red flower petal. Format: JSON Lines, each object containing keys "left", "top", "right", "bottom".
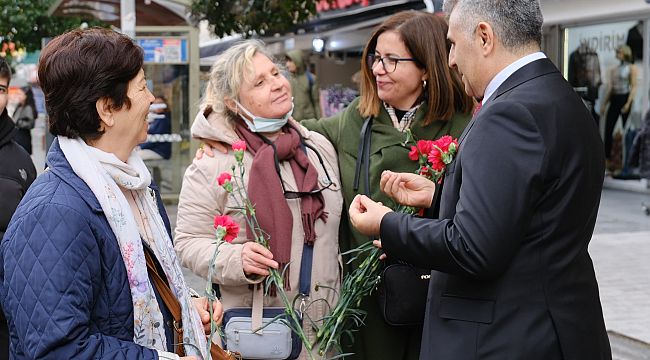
{"left": 213, "top": 215, "right": 240, "bottom": 243}
{"left": 232, "top": 140, "right": 247, "bottom": 152}
{"left": 217, "top": 172, "right": 232, "bottom": 186}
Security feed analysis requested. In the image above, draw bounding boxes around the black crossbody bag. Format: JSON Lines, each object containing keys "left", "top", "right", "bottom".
{"left": 353, "top": 116, "right": 430, "bottom": 326}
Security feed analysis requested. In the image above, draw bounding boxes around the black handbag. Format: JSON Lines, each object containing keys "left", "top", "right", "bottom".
{"left": 353, "top": 116, "right": 430, "bottom": 327}
{"left": 377, "top": 261, "right": 430, "bottom": 326}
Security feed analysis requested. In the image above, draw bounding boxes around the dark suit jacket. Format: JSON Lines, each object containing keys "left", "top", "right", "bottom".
{"left": 381, "top": 58, "right": 611, "bottom": 360}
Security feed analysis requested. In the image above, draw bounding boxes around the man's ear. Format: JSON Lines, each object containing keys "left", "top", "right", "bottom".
{"left": 96, "top": 97, "right": 115, "bottom": 128}
{"left": 476, "top": 22, "right": 495, "bottom": 56}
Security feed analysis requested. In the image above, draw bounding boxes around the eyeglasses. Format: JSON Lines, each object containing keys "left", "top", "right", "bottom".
{"left": 367, "top": 54, "right": 420, "bottom": 73}
{"left": 266, "top": 139, "right": 334, "bottom": 200}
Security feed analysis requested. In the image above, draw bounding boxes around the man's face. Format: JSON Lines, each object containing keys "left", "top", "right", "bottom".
{"left": 0, "top": 77, "right": 8, "bottom": 113}
{"left": 447, "top": 10, "right": 483, "bottom": 98}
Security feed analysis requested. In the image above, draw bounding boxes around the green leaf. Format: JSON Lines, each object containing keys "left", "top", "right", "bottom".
{"left": 0, "top": 0, "right": 106, "bottom": 55}
{"left": 191, "top": 0, "right": 319, "bottom": 38}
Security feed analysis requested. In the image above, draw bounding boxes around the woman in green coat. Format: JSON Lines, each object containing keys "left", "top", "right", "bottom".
{"left": 300, "top": 11, "right": 472, "bottom": 360}
{"left": 197, "top": 10, "right": 473, "bottom": 360}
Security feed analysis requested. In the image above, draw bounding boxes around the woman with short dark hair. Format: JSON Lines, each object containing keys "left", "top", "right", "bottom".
{"left": 0, "top": 28, "right": 221, "bottom": 360}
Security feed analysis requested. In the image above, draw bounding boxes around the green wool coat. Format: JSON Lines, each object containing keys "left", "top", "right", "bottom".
{"left": 302, "top": 97, "right": 471, "bottom": 360}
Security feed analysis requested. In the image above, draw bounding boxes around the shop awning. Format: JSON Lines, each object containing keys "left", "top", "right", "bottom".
{"left": 48, "top": 0, "right": 191, "bottom": 26}
{"left": 199, "top": 0, "right": 428, "bottom": 60}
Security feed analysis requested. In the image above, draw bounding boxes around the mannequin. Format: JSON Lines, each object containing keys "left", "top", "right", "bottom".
{"left": 600, "top": 45, "right": 637, "bottom": 162}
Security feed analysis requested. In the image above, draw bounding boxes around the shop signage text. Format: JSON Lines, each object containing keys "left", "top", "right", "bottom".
{"left": 317, "top": 0, "right": 371, "bottom": 12}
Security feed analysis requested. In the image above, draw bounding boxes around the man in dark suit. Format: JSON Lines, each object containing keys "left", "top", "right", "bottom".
{"left": 348, "top": 0, "right": 612, "bottom": 359}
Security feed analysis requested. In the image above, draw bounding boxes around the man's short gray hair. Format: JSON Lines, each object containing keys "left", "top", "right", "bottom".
{"left": 443, "top": 0, "right": 543, "bottom": 50}
{"left": 202, "top": 39, "right": 275, "bottom": 120}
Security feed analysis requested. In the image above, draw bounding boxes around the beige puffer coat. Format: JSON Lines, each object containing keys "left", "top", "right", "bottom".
{"left": 175, "top": 109, "right": 343, "bottom": 359}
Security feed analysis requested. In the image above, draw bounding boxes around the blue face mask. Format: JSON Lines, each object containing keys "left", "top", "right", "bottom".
{"left": 235, "top": 100, "right": 294, "bottom": 133}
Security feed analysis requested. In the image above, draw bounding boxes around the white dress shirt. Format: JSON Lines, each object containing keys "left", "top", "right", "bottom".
{"left": 482, "top": 52, "right": 547, "bottom": 105}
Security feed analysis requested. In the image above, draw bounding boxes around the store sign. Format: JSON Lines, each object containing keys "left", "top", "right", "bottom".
{"left": 137, "top": 37, "right": 188, "bottom": 64}
{"left": 316, "top": 0, "right": 371, "bottom": 12}
{"left": 565, "top": 21, "right": 638, "bottom": 73}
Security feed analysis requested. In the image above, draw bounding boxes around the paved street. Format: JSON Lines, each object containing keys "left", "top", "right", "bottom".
{"left": 590, "top": 187, "right": 650, "bottom": 358}
{"left": 169, "top": 186, "right": 650, "bottom": 356}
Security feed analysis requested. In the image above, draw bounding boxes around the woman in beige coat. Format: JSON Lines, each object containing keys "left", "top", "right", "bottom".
{"left": 174, "top": 40, "right": 342, "bottom": 359}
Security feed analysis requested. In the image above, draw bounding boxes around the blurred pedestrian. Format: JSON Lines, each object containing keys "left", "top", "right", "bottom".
{"left": 138, "top": 95, "right": 172, "bottom": 160}
{"left": 285, "top": 49, "right": 321, "bottom": 120}
{"left": 0, "top": 28, "right": 221, "bottom": 360}
{"left": 0, "top": 54, "right": 36, "bottom": 360}
{"left": 11, "top": 86, "right": 36, "bottom": 154}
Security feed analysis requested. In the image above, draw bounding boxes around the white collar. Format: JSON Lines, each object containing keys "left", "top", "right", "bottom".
{"left": 482, "top": 52, "right": 547, "bottom": 105}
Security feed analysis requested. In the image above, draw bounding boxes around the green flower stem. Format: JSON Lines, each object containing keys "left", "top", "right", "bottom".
{"left": 316, "top": 242, "right": 382, "bottom": 356}
{"left": 205, "top": 241, "right": 225, "bottom": 358}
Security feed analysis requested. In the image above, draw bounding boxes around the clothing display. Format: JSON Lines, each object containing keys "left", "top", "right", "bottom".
{"left": 568, "top": 43, "right": 601, "bottom": 103}
{"left": 629, "top": 111, "right": 650, "bottom": 179}
{"left": 627, "top": 23, "right": 644, "bottom": 62}
{"left": 320, "top": 86, "right": 358, "bottom": 118}
{"left": 604, "top": 62, "right": 634, "bottom": 159}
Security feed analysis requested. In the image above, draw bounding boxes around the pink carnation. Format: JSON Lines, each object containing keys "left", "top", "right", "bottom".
{"left": 232, "top": 140, "right": 247, "bottom": 152}
{"left": 217, "top": 172, "right": 232, "bottom": 186}
{"left": 213, "top": 215, "right": 240, "bottom": 243}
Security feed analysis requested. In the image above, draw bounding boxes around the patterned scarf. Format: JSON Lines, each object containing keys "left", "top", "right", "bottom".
{"left": 58, "top": 137, "right": 207, "bottom": 358}
{"left": 383, "top": 101, "right": 424, "bottom": 132}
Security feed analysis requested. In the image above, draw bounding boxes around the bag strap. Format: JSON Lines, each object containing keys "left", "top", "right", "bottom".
{"left": 143, "top": 247, "right": 185, "bottom": 356}
{"left": 250, "top": 236, "right": 315, "bottom": 330}
{"left": 353, "top": 116, "right": 374, "bottom": 194}
{"left": 299, "top": 244, "right": 314, "bottom": 296}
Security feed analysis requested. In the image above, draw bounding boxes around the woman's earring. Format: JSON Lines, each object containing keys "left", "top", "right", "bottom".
{"left": 422, "top": 80, "right": 427, "bottom": 88}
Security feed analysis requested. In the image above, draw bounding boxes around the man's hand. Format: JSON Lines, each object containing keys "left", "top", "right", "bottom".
{"left": 242, "top": 242, "right": 279, "bottom": 276}
{"left": 380, "top": 170, "right": 436, "bottom": 208}
{"left": 191, "top": 296, "right": 224, "bottom": 333}
{"left": 349, "top": 195, "right": 392, "bottom": 236}
{"left": 372, "top": 240, "right": 387, "bottom": 261}
{"left": 194, "top": 138, "right": 228, "bottom": 160}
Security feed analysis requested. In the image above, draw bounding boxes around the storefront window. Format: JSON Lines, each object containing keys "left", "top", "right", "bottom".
{"left": 564, "top": 20, "right": 646, "bottom": 175}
